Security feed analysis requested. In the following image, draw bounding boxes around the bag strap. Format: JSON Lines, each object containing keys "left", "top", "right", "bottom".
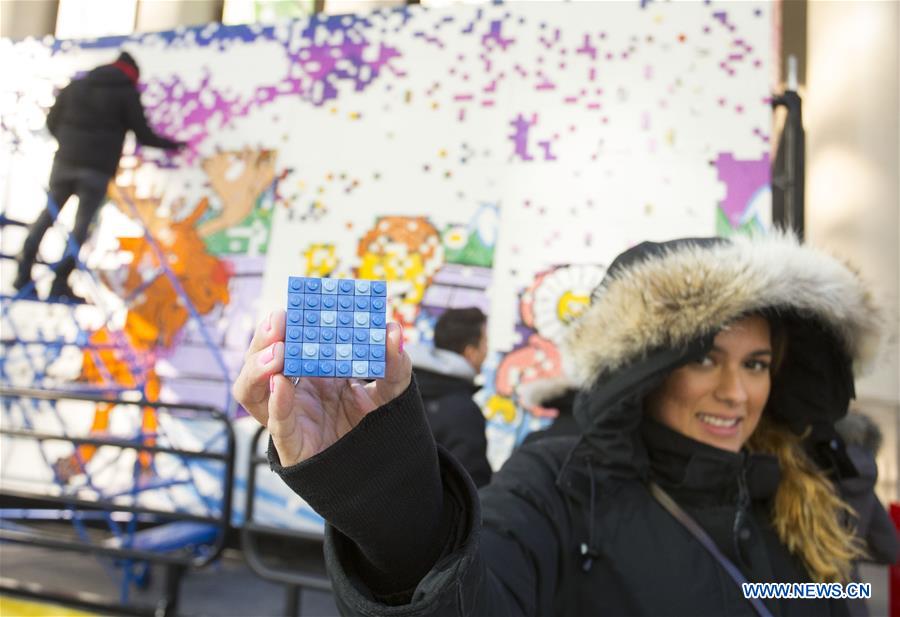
{"left": 648, "top": 481, "right": 774, "bottom": 617}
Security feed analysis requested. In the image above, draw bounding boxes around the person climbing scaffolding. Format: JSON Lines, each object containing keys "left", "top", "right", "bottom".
{"left": 13, "top": 50, "right": 185, "bottom": 303}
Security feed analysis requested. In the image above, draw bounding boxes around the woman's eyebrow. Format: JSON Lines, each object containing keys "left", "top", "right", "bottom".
{"left": 709, "top": 346, "right": 773, "bottom": 356}
{"left": 748, "top": 349, "right": 773, "bottom": 357}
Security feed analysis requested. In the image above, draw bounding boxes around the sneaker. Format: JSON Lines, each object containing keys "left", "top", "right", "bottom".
{"left": 12, "top": 272, "right": 31, "bottom": 292}
{"left": 48, "top": 282, "right": 86, "bottom": 304}
{"left": 11, "top": 273, "right": 38, "bottom": 299}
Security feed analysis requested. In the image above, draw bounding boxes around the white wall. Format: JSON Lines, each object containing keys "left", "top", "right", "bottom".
{"left": 806, "top": 1, "right": 899, "bottom": 501}
{"left": 135, "top": 0, "right": 223, "bottom": 33}
{"left": 0, "top": 0, "right": 57, "bottom": 40}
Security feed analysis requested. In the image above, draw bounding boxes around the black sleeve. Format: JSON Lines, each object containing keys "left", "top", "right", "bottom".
{"left": 46, "top": 85, "right": 69, "bottom": 138}
{"left": 325, "top": 441, "right": 569, "bottom": 616}
{"left": 269, "top": 378, "right": 454, "bottom": 597}
{"left": 271, "top": 377, "right": 569, "bottom": 615}
{"left": 123, "top": 87, "right": 180, "bottom": 149}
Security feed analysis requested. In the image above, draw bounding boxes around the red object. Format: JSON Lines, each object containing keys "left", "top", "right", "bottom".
{"left": 890, "top": 503, "right": 900, "bottom": 617}
{"left": 113, "top": 60, "right": 139, "bottom": 84}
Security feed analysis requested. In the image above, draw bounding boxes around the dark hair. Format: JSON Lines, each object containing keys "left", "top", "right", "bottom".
{"left": 767, "top": 314, "right": 787, "bottom": 376}
{"left": 434, "top": 307, "right": 486, "bottom": 355}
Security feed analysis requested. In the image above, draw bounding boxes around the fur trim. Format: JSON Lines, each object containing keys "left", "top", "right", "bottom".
{"left": 517, "top": 376, "right": 576, "bottom": 408}
{"left": 406, "top": 344, "right": 476, "bottom": 380}
{"left": 836, "top": 412, "right": 883, "bottom": 454}
{"left": 563, "top": 232, "right": 883, "bottom": 387}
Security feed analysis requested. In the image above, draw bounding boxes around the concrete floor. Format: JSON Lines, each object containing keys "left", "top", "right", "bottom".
{"left": 0, "top": 543, "right": 337, "bottom": 617}
{"left": 0, "top": 537, "right": 891, "bottom": 616}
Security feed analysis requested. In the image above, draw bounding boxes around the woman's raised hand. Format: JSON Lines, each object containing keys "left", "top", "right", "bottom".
{"left": 231, "top": 310, "right": 411, "bottom": 466}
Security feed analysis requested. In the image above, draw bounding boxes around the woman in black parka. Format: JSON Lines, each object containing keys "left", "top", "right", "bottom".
{"left": 233, "top": 233, "right": 893, "bottom": 616}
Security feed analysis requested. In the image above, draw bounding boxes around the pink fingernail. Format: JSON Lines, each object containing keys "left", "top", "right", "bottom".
{"left": 259, "top": 343, "right": 274, "bottom": 366}
{"left": 269, "top": 374, "right": 275, "bottom": 393}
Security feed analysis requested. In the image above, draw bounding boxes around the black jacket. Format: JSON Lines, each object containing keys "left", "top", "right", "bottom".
{"left": 271, "top": 234, "right": 891, "bottom": 615}
{"left": 407, "top": 344, "right": 491, "bottom": 488}
{"left": 48, "top": 64, "right": 180, "bottom": 176}
{"left": 834, "top": 413, "right": 899, "bottom": 565}
{"left": 416, "top": 367, "right": 492, "bottom": 488}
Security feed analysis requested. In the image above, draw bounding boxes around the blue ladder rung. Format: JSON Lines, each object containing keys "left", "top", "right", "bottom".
{"left": 0, "top": 214, "right": 28, "bottom": 227}
{"left": 105, "top": 521, "right": 218, "bottom": 553}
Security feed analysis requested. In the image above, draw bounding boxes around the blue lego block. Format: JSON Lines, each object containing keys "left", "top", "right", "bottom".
{"left": 320, "top": 311, "right": 337, "bottom": 327}
{"left": 286, "top": 343, "right": 302, "bottom": 359}
{"left": 284, "top": 276, "right": 387, "bottom": 378}
{"left": 336, "top": 361, "right": 352, "bottom": 377}
{"left": 286, "top": 326, "right": 303, "bottom": 343}
{"left": 354, "top": 312, "right": 370, "bottom": 328}
{"left": 321, "top": 295, "right": 337, "bottom": 310}
{"left": 352, "top": 361, "right": 369, "bottom": 377}
{"left": 304, "top": 295, "right": 321, "bottom": 310}
{"left": 353, "top": 344, "right": 369, "bottom": 360}
{"left": 337, "top": 295, "right": 354, "bottom": 311}
{"left": 302, "top": 343, "right": 319, "bottom": 359}
{"left": 318, "top": 360, "right": 335, "bottom": 376}
{"left": 304, "top": 311, "right": 320, "bottom": 326}
{"left": 301, "top": 359, "right": 319, "bottom": 376}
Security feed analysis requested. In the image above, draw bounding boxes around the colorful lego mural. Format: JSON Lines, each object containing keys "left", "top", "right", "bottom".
{"left": 0, "top": 1, "right": 772, "bottom": 531}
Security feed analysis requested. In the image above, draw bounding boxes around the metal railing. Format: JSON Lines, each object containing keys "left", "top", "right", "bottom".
{"left": 242, "top": 425, "right": 331, "bottom": 617}
{"left": 0, "top": 386, "right": 236, "bottom": 616}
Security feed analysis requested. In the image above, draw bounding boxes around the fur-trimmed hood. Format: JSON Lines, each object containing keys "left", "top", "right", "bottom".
{"left": 563, "top": 232, "right": 882, "bottom": 388}
{"left": 558, "top": 232, "right": 884, "bottom": 482}
{"left": 517, "top": 376, "right": 577, "bottom": 409}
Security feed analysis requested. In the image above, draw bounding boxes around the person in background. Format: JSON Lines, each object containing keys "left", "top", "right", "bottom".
{"left": 13, "top": 51, "right": 184, "bottom": 303}
{"left": 234, "top": 233, "right": 895, "bottom": 616}
{"left": 406, "top": 307, "right": 492, "bottom": 487}
{"left": 834, "top": 411, "right": 899, "bottom": 617}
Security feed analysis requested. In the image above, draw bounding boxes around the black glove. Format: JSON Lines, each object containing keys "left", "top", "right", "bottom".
{"left": 163, "top": 139, "right": 187, "bottom": 152}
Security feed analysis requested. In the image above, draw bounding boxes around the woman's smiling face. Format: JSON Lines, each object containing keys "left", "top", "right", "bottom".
{"left": 645, "top": 315, "right": 773, "bottom": 452}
